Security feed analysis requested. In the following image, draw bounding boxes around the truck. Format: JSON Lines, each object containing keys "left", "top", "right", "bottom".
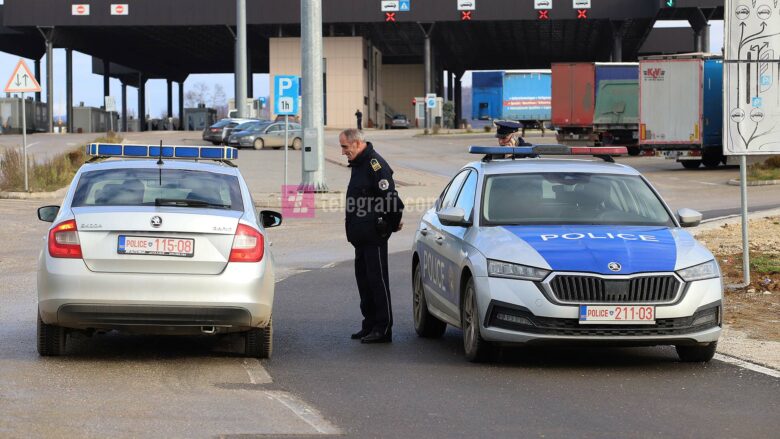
{"left": 592, "top": 77, "right": 640, "bottom": 155}
{"left": 552, "top": 63, "right": 638, "bottom": 143}
{"left": 639, "top": 53, "right": 723, "bottom": 169}
{"left": 471, "top": 70, "right": 551, "bottom": 130}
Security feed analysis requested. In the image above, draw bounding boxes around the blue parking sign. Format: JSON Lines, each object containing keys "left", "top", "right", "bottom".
{"left": 274, "top": 75, "right": 299, "bottom": 115}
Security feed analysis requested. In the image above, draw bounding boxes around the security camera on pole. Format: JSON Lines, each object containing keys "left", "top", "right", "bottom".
{"left": 4, "top": 59, "right": 42, "bottom": 192}
{"left": 724, "top": 0, "right": 780, "bottom": 286}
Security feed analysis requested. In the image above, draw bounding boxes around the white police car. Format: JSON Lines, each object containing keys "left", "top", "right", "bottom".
{"left": 36, "top": 143, "right": 280, "bottom": 358}
{"left": 411, "top": 145, "right": 722, "bottom": 362}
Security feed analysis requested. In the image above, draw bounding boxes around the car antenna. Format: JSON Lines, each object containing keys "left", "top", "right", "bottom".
{"left": 157, "top": 140, "right": 163, "bottom": 186}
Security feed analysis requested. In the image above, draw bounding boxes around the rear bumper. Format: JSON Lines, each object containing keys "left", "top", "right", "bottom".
{"left": 37, "top": 255, "right": 275, "bottom": 330}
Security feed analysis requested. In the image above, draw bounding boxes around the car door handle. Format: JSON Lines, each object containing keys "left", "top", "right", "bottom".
{"left": 435, "top": 235, "right": 444, "bottom": 245}
{"left": 420, "top": 226, "right": 429, "bottom": 236}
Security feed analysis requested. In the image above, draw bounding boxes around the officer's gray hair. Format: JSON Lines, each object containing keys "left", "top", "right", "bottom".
{"left": 341, "top": 128, "right": 365, "bottom": 144}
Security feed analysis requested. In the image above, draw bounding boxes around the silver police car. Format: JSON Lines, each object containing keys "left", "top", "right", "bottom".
{"left": 36, "top": 143, "right": 281, "bottom": 358}
{"left": 412, "top": 146, "right": 722, "bottom": 362}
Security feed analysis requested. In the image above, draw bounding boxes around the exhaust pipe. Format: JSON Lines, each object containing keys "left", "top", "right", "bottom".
{"left": 201, "top": 326, "right": 217, "bottom": 334}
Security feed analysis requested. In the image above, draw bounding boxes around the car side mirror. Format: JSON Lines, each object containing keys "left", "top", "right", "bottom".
{"left": 437, "top": 207, "right": 471, "bottom": 227}
{"left": 260, "top": 210, "right": 283, "bottom": 228}
{"left": 677, "top": 208, "right": 702, "bottom": 228}
{"left": 37, "top": 205, "right": 59, "bottom": 222}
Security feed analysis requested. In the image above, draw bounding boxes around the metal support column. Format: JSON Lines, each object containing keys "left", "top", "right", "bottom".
{"left": 166, "top": 79, "right": 173, "bottom": 118}
{"left": 235, "top": 0, "right": 248, "bottom": 118}
{"left": 701, "top": 24, "right": 710, "bottom": 53}
{"left": 45, "top": 34, "right": 54, "bottom": 133}
{"left": 138, "top": 74, "right": 146, "bottom": 132}
{"left": 454, "top": 72, "right": 462, "bottom": 129}
{"left": 300, "top": 0, "right": 327, "bottom": 191}
{"left": 121, "top": 82, "right": 127, "bottom": 132}
{"left": 34, "top": 60, "right": 41, "bottom": 102}
{"left": 179, "top": 81, "right": 185, "bottom": 131}
{"left": 420, "top": 23, "right": 435, "bottom": 131}
{"left": 611, "top": 21, "right": 623, "bottom": 62}
{"left": 247, "top": 54, "right": 253, "bottom": 99}
{"left": 103, "top": 59, "right": 110, "bottom": 102}
{"left": 66, "top": 48, "right": 73, "bottom": 133}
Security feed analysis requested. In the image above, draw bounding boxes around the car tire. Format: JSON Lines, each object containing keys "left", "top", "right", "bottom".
{"left": 681, "top": 160, "right": 701, "bottom": 169}
{"left": 676, "top": 342, "right": 717, "bottom": 363}
{"left": 413, "top": 262, "right": 447, "bottom": 338}
{"left": 37, "top": 312, "right": 66, "bottom": 356}
{"left": 292, "top": 138, "right": 302, "bottom": 150}
{"left": 245, "top": 318, "right": 272, "bottom": 359}
{"left": 211, "top": 141, "right": 221, "bottom": 146}
{"left": 702, "top": 153, "right": 723, "bottom": 169}
{"left": 461, "top": 277, "right": 491, "bottom": 362}
{"left": 253, "top": 138, "right": 264, "bottom": 150}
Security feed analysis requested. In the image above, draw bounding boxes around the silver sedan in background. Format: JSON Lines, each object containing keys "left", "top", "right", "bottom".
{"left": 228, "top": 122, "right": 303, "bottom": 150}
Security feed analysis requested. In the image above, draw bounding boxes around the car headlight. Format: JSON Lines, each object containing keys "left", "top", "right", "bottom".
{"left": 676, "top": 260, "right": 719, "bottom": 282}
{"left": 487, "top": 259, "right": 550, "bottom": 281}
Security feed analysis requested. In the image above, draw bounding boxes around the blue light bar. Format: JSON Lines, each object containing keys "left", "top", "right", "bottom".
{"left": 468, "top": 146, "right": 535, "bottom": 156}
{"left": 86, "top": 143, "right": 238, "bottom": 161}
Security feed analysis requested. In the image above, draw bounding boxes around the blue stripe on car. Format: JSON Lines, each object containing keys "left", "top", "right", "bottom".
{"left": 502, "top": 226, "right": 677, "bottom": 275}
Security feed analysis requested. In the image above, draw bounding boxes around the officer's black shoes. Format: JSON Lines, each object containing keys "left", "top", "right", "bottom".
{"left": 351, "top": 328, "right": 371, "bottom": 340}
{"left": 360, "top": 329, "right": 392, "bottom": 344}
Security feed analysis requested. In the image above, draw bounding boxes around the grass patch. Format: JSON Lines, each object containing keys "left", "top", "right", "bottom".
{"left": 0, "top": 132, "right": 122, "bottom": 192}
{"left": 748, "top": 156, "right": 780, "bottom": 181}
{"left": 752, "top": 254, "right": 780, "bottom": 274}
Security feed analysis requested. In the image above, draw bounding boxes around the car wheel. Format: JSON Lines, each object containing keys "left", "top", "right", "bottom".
{"left": 413, "top": 262, "right": 447, "bottom": 338}
{"left": 211, "top": 141, "right": 221, "bottom": 146}
{"left": 245, "top": 317, "right": 272, "bottom": 359}
{"left": 676, "top": 342, "right": 717, "bottom": 362}
{"left": 461, "top": 277, "right": 490, "bottom": 362}
{"left": 37, "top": 312, "right": 66, "bottom": 356}
{"left": 292, "top": 138, "right": 302, "bottom": 150}
{"left": 702, "top": 153, "right": 723, "bottom": 169}
{"left": 253, "top": 138, "right": 264, "bottom": 150}
{"left": 681, "top": 160, "right": 701, "bottom": 169}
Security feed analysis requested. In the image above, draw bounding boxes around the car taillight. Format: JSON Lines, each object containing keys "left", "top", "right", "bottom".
{"left": 229, "top": 224, "right": 264, "bottom": 262}
{"left": 48, "top": 219, "right": 82, "bottom": 259}
{"left": 211, "top": 128, "right": 220, "bottom": 132}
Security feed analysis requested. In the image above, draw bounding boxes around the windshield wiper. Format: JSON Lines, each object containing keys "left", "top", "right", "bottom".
{"left": 155, "top": 198, "right": 230, "bottom": 209}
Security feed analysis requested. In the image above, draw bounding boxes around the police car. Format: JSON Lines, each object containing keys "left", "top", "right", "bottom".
{"left": 36, "top": 143, "right": 281, "bottom": 358}
{"left": 412, "top": 145, "right": 722, "bottom": 362}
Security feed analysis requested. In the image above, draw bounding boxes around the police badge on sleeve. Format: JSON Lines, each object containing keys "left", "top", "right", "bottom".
{"left": 370, "top": 158, "right": 382, "bottom": 171}
{"left": 378, "top": 179, "right": 390, "bottom": 191}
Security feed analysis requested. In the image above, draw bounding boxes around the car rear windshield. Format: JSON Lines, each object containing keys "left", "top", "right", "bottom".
{"left": 211, "top": 120, "right": 231, "bottom": 128}
{"left": 71, "top": 168, "right": 244, "bottom": 211}
{"left": 234, "top": 121, "right": 259, "bottom": 131}
{"left": 481, "top": 173, "right": 674, "bottom": 226}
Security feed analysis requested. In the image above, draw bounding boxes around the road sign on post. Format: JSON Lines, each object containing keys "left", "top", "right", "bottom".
{"left": 535, "top": 0, "right": 552, "bottom": 10}
{"left": 274, "top": 75, "right": 299, "bottom": 116}
{"left": 4, "top": 59, "right": 41, "bottom": 193}
{"left": 457, "top": 0, "right": 475, "bottom": 11}
{"left": 426, "top": 93, "right": 436, "bottom": 109}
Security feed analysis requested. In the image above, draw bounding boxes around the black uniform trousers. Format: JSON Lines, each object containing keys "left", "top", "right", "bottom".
{"left": 354, "top": 240, "right": 392, "bottom": 334}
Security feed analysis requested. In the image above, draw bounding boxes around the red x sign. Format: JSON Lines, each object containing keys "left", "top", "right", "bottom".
{"left": 385, "top": 12, "right": 395, "bottom": 22}
{"left": 461, "top": 11, "right": 472, "bottom": 21}
{"left": 538, "top": 10, "right": 549, "bottom": 20}
{"left": 577, "top": 9, "right": 588, "bottom": 19}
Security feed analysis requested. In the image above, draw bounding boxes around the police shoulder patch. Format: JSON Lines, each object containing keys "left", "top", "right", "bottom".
{"left": 370, "top": 158, "right": 382, "bottom": 172}
{"left": 378, "top": 179, "right": 390, "bottom": 191}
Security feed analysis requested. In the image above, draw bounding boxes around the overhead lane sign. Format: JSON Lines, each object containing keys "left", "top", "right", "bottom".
{"left": 4, "top": 59, "right": 41, "bottom": 93}
{"left": 458, "top": 0, "right": 475, "bottom": 11}
{"left": 535, "top": 0, "right": 552, "bottom": 10}
{"left": 381, "top": 1, "right": 400, "bottom": 12}
{"left": 573, "top": 0, "right": 590, "bottom": 8}
{"left": 400, "top": 1, "right": 410, "bottom": 12}
{"left": 111, "top": 4, "right": 129, "bottom": 16}
{"left": 72, "top": 4, "right": 90, "bottom": 16}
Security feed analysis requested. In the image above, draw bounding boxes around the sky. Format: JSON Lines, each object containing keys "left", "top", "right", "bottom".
{"left": 0, "top": 19, "right": 724, "bottom": 119}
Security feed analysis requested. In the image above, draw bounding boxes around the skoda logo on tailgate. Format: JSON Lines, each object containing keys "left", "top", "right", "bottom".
{"left": 150, "top": 216, "right": 162, "bottom": 228}
{"left": 608, "top": 262, "right": 622, "bottom": 272}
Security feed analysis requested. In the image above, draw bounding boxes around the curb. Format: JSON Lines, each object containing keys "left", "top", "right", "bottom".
{"left": 0, "top": 187, "right": 68, "bottom": 200}
{"left": 727, "top": 178, "right": 780, "bottom": 186}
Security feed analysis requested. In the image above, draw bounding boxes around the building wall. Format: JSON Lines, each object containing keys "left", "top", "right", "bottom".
{"left": 382, "top": 64, "right": 424, "bottom": 123}
{"left": 270, "top": 36, "right": 382, "bottom": 129}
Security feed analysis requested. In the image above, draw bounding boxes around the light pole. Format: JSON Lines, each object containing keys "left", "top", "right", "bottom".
{"left": 235, "top": 0, "right": 248, "bottom": 118}
{"left": 300, "top": 0, "right": 327, "bottom": 191}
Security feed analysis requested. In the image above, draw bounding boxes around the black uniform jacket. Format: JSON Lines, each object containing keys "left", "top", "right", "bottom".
{"left": 345, "top": 142, "right": 404, "bottom": 246}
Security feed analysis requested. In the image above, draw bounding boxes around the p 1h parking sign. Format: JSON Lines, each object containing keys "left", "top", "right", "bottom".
{"left": 274, "top": 75, "right": 300, "bottom": 115}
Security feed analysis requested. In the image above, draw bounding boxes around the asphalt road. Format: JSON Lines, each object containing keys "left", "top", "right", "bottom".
{"left": 269, "top": 251, "right": 780, "bottom": 438}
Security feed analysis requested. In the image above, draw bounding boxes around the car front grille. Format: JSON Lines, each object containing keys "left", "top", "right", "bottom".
{"left": 548, "top": 274, "right": 681, "bottom": 304}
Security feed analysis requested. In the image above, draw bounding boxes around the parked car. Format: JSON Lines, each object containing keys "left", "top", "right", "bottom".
{"left": 391, "top": 114, "right": 410, "bottom": 129}
{"left": 36, "top": 143, "right": 282, "bottom": 357}
{"left": 202, "top": 118, "right": 258, "bottom": 145}
{"left": 228, "top": 122, "right": 303, "bottom": 150}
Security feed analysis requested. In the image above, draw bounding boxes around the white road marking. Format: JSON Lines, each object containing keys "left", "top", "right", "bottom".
{"left": 242, "top": 358, "right": 273, "bottom": 384}
{"left": 321, "top": 262, "right": 336, "bottom": 269}
{"left": 714, "top": 353, "right": 780, "bottom": 378}
{"left": 697, "top": 181, "right": 720, "bottom": 186}
{"left": 24, "top": 142, "right": 40, "bottom": 149}
{"left": 266, "top": 391, "right": 342, "bottom": 435}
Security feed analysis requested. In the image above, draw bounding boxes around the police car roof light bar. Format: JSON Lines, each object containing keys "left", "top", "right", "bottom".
{"left": 86, "top": 143, "right": 239, "bottom": 163}
{"left": 468, "top": 145, "right": 627, "bottom": 163}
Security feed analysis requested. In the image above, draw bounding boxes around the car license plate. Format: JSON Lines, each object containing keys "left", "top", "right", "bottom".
{"left": 118, "top": 235, "right": 194, "bottom": 257}
{"left": 579, "top": 305, "right": 655, "bottom": 325}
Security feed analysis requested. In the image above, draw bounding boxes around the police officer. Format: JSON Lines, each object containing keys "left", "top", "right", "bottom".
{"left": 355, "top": 109, "right": 363, "bottom": 130}
{"left": 340, "top": 129, "right": 404, "bottom": 344}
{"left": 495, "top": 120, "right": 524, "bottom": 146}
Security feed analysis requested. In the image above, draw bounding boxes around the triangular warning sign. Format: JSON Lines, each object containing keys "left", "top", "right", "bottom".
{"left": 4, "top": 59, "right": 41, "bottom": 93}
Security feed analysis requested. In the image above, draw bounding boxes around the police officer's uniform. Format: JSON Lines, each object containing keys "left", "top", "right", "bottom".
{"left": 346, "top": 142, "right": 404, "bottom": 343}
